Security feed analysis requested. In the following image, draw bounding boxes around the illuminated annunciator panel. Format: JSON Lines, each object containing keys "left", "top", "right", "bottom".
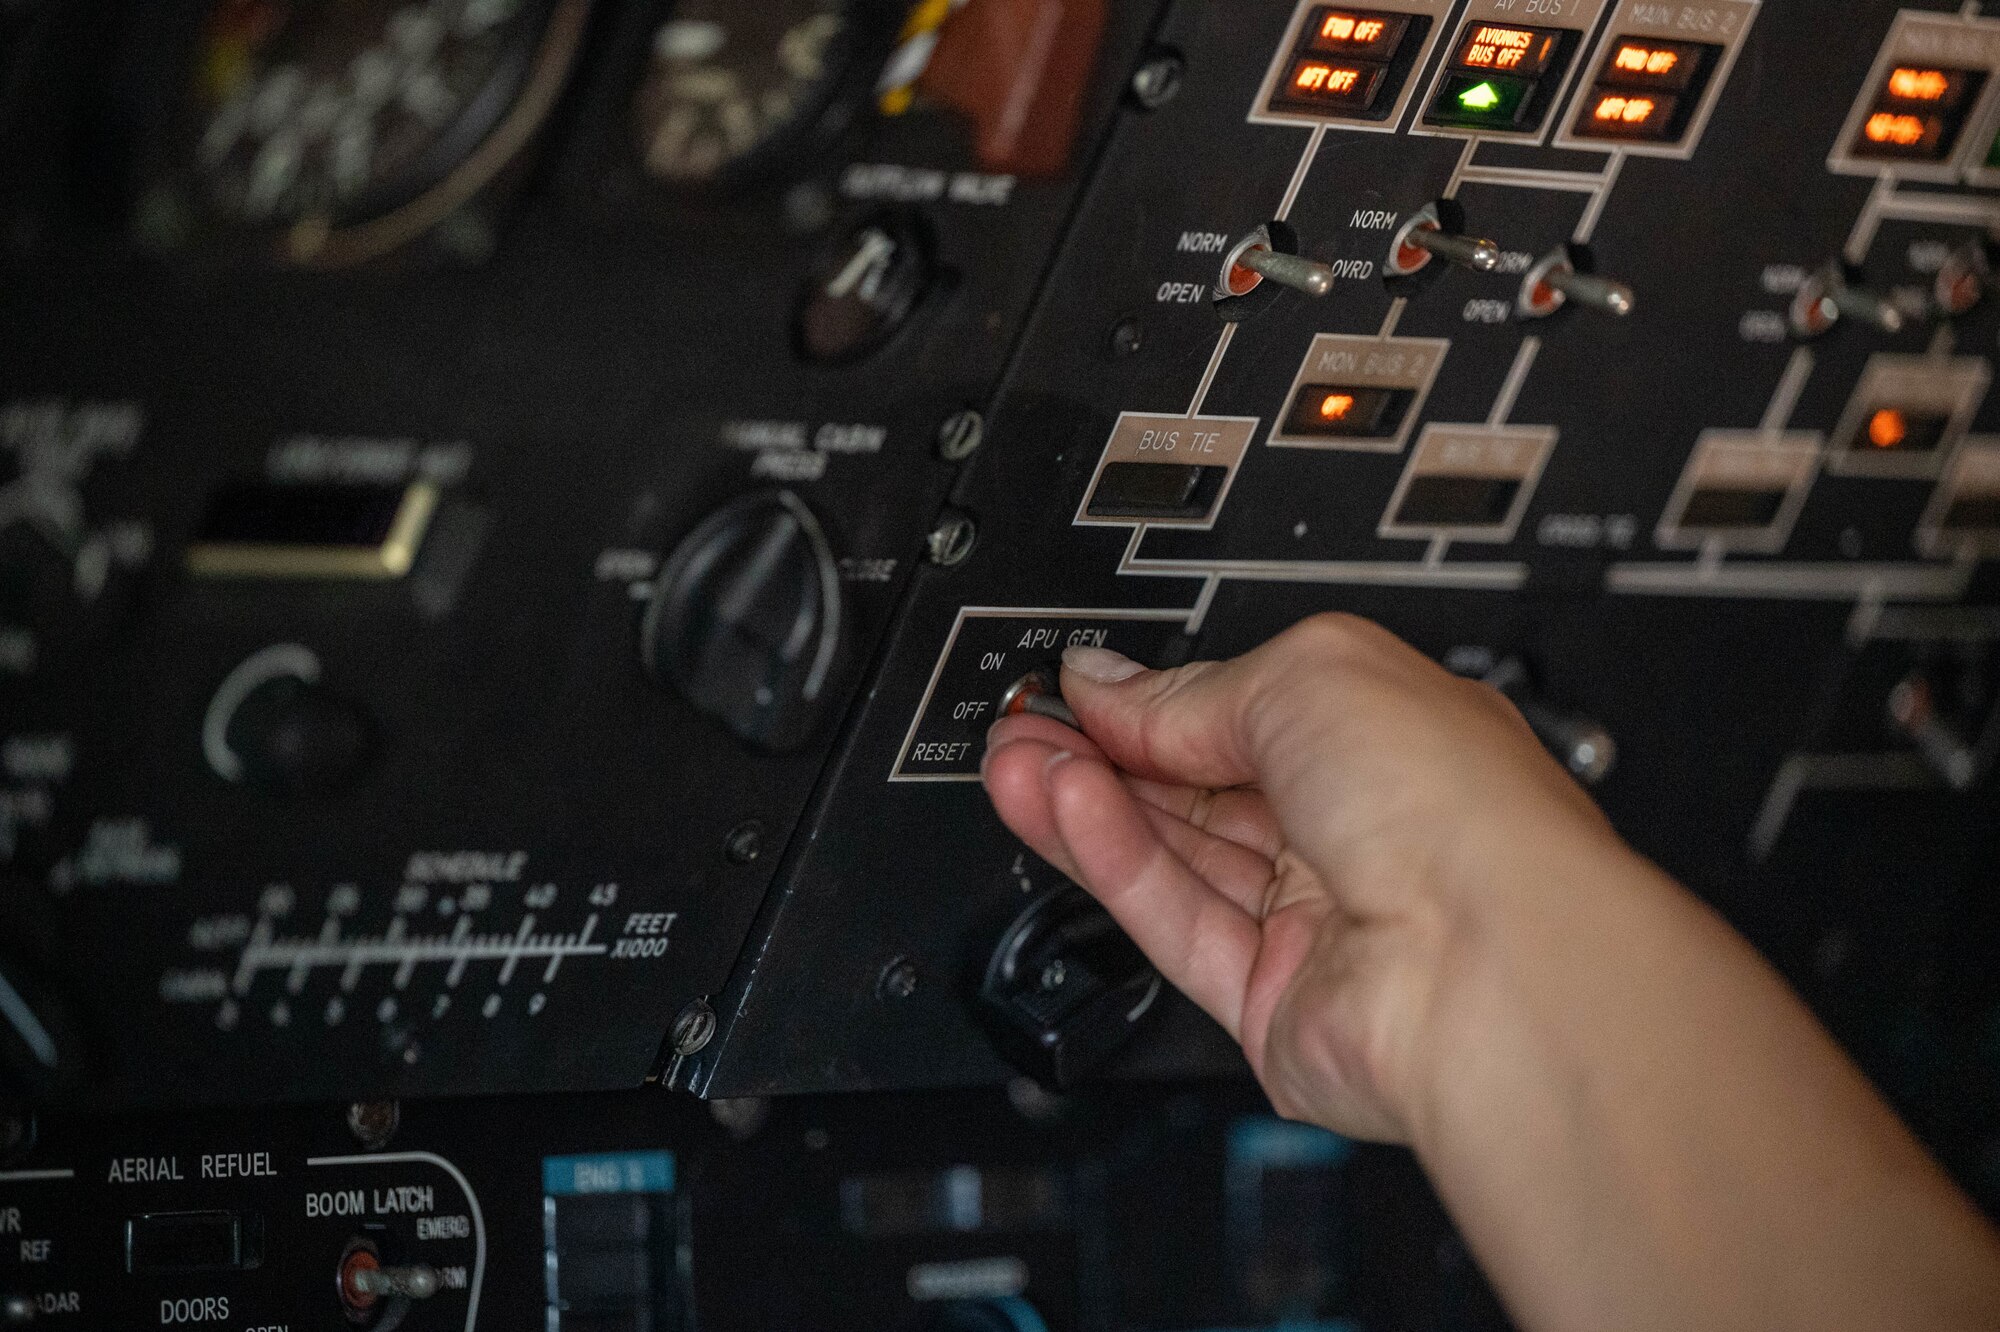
{"left": 1916, "top": 440, "right": 2000, "bottom": 558}
{"left": 1827, "top": 355, "right": 1991, "bottom": 479}
{"left": 1412, "top": 0, "right": 1607, "bottom": 142}
{"left": 1250, "top": 0, "right": 1455, "bottom": 131}
{"left": 1830, "top": 9, "right": 2000, "bottom": 183}
{"left": 1553, "top": 0, "right": 1760, "bottom": 158}
{"left": 1268, "top": 334, "right": 1450, "bottom": 454}
{"left": 1657, "top": 431, "right": 1820, "bottom": 554}
{"left": 1378, "top": 425, "right": 1556, "bottom": 542}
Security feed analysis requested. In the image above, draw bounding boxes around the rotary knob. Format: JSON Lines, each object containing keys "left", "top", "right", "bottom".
{"left": 204, "top": 645, "right": 374, "bottom": 797}
{"left": 641, "top": 491, "right": 843, "bottom": 752}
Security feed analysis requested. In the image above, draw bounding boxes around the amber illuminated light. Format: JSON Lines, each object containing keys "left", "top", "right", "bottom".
{"left": 1320, "top": 13, "right": 1388, "bottom": 43}
{"left": 1887, "top": 67, "right": 1954, "bottom": 102}
{"left": 1294, "top": 62, "right": 1362, "bottom": 94}
{"left": 1463, "top": 25, "right": 1541, "bottom": 71}
{"left": 1869, "top": 410, "right": 1910, "bottom": 450}
{"left": 1319, "top": 393, "right": 1357, "bottom": 420}
{"left": 1865, "top": 111, "right": 1933, "bottom": 147}
{"left": 1593, "top": 94, "right": 1658, "bottom": 124}
{"left": 1613, "top": 43, "right": 1679, "bottom": 77}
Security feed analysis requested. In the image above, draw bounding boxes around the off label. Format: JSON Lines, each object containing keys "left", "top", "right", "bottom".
{"left": 892, "top": 612, "right": 1191, "bottom": 780}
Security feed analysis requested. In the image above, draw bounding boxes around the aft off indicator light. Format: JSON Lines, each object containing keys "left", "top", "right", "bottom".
{"left": 1849, "top": 60, "right": 1986, "bottom": 163}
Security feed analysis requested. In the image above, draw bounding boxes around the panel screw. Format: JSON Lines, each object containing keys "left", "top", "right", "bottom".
{"left": 671, "top": 1000, "right": 717, "bottom": 1056}
{"left": 937, "top": 409, "right": 985, "bottom": 461}
{"left": 1110, "top": 317, "right": 1143, "bottom": 357}
{"left": 346, "top": 1100, "right": 400, "bottom": 1151}
{"left": 1130, "top": 51, "right": 1185, "bottom": 110}
{"left": 725, "top": 820, "right": 765, "bottom": 865}
{"left": 926, "top": 511, "right": 978, "bottom": 567}
{"left": 1038, "top": 960, "right": 1068, "bottom": 992}
{"left": 878, "top": 957, "right": 919, "bottom": 999}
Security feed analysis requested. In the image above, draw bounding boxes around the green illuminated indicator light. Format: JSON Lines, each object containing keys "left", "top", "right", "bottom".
{"left": 1459, "top": 81, "right": 1504, "bottom": 111}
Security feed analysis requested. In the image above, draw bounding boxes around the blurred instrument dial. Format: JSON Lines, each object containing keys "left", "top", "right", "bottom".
{"left": 632, "top": 0, "right": 853, "bottom": 185}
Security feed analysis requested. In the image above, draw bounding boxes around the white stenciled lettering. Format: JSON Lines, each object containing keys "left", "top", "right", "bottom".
{"left": 418, "top": 1214, "right": 471, "bottom": 1240}
{"left": 1177, "top": 231, "right": 1230, "bottom": 253}
{"left": 107, "top": 1156, "right": 183, "bottom": 1183}
{"left": 306, "top": 1190, "right": 365, "bottom": 1217}
{"left": 402, "top": 851, "right": 527, "bottom": 884}
{"left": 373, "top": 1185, "right": 434, "bottom": 1214}
{"left": 160, "top": 1296, "right": 228, "bottom": 1323}
{"left": 202, "top": 1151, "right": 276, "bottom": 1179}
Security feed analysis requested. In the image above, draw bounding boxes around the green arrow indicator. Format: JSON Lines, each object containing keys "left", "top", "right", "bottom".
{"left": 1458, "top": 81, "right": 1503, "bottom": 111}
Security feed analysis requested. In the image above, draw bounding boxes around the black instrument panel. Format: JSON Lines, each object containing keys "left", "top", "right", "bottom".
{"left": 1, "top": 3, "right": 1998, "bottom": 1325}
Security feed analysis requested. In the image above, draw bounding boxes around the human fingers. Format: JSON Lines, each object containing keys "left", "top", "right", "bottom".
{"left": 1123, "top": 777, "right": 1284, "bottom": 861}
{"left": 1043, "top": 749, "right": 1263, "bottom": 1040}
{"left": 1135, "top": 800, "right": 1278, "bottom": 919}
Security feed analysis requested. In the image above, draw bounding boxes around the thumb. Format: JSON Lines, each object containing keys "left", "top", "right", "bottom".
{"left": 1059, "top": 644, "right": 1265, "bottom": 790}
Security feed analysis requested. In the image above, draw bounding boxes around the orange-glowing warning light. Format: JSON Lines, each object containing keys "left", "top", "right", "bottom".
{"left": 1294, "top": 62, "right": 1362, "bottom": 94}
{"left": 1868, "top": 409, "right": 1910, "bottom": 450}
{"left": 1613, "top": 44, "right": 1680, "bottom": 77}
{"left": 1306, "top": 7, "right": 1408, "bottom": 58}
{"left": 1318, "top": 393, "right": 1358, "bottom": 421}
{"left": 1864, "top": 111, "right": 1936, "bottom": 148}
{"left": 1461, "top": 24, "right": 1541, "bottom": 71}
{"left": 1320, "top": 13, "right": 1388, "bottom": 44}
{"left": 1887, "top": 67, "right": 1955, "bottom": 103}
{"left": 1593, "top": 94, "right": 1658, "bottom": 124}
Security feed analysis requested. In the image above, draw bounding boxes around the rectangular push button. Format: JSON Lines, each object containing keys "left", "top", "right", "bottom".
{"left": 1304, "top": 7, "right": 1411, "bottom": 59}
{"left": 1677, "top": 487, "right": 1788, "bottom": 529}
{"left": 1392, "top": 475, "right": 1523, "bottom": 526}
{"left": 1278, "top": 56, "right": 1389, "bottom": 114}
{"left": 126, "top": 1211, "right": 262, "bottom": 1274}
{"left": 1451, "top": 22, "right": 1565, "bottom": 77}
{"left": 1255, "top": 1, "right": 1443, "bottom": 127}
{"left": 1379, "top": 424, "right": 1554, "bottom": 541}
{"left": 187, "top": 481, "right": 439, "bottom": 579}
{"left": 1086, "top": 462, "right": 1228, "bottom": 520}
{"left": 1282, "top": 385, "right": 1414, "bottom": 439}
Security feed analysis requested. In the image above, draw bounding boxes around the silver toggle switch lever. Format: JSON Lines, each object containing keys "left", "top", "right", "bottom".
{"left": 1387, "top": 204, "right": 1500, "bottom": 277}
{"left": 349, "top": 1264, "right": 443, "bottom": 1302}
{"left": 1218, "top": 226, "right": 1335, "bottom": 301}
{"left": 1888, "top": 673, "right": 1980, "bottom": 792}
{"left": 1484, "top": 659, "right": 1618, "bottom": 786}
{"left": 1231, "top": 246, "right": 1335, "bottom": 297}
{"left": 1518, "top": 247, "right": 1635, "bottom": 319}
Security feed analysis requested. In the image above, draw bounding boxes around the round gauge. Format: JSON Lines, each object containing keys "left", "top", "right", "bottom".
{"left": 182, "top": 0, "right": 588, "bottom": 262}
{"left": 631, "top": 0, "right": 855, "bottom": 186}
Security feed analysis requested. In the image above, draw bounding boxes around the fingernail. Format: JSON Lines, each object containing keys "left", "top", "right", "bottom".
{"left": 1063, "top": 645, "right": 1145, "bottom": 684}
{"left": 1043, "top": 749, "right": 1074, "bottom": 780}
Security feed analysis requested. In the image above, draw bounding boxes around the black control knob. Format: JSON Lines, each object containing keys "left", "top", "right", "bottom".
{"left": 795, "top": 214, "right": 932, "bottom": 364}
{"left": 219, "top": 672, "right": 374, "bottom": 797}
{"left": 978, "top": 885, "right": 1163, "bottom": 1089}
{"left": 642, "top": 491, "right": 843, "bottom": 752}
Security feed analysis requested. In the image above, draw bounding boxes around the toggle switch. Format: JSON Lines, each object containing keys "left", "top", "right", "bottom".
{"left": 1933, "top": 239, "right": 1991, "bottom": 317}
{"left": 1484, "top": 659, "right": 1617, "bottom": 785}
{"left": 1219, "top": 225, "right": 1334, "bottom": 301}
{"left": 1386, "top": 203, "right": 1500, "bottom": 278}
{"left": 1790, "top": 261, "right": 1925, "bottom": 338}
{"left": 1517, "top": 246, "right": 1635, "bottom": 319}
{"left": 1888, "top": 671, "right": 1981, "bottom": 791}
